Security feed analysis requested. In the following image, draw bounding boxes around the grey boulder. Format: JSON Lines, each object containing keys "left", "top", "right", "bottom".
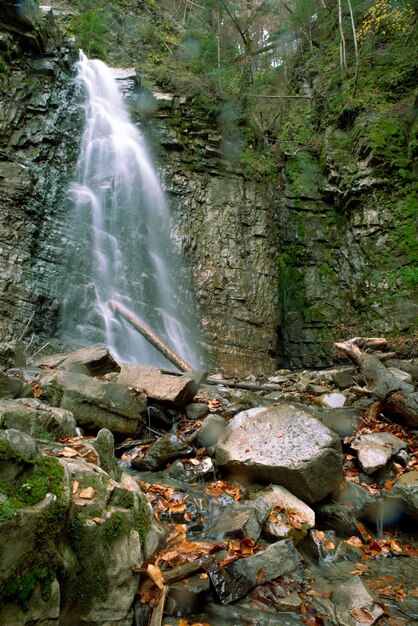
{"left": 215, "top": 404, "right": 343, "bottom": 504}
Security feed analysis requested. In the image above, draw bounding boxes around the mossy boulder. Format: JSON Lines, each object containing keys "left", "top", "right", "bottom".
{"left": 0, "top": 429, "right": 154, "bottom": 626}
{"left": 0, "top": 398, "right": 77, "bottom": 441}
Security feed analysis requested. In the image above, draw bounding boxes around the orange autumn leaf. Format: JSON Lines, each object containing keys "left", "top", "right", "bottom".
{"left": 146, "top": 563, "right": 164, "bottom": 590}
{"left": 316, "top": 530, "right": 325, "bottom": 540}
{"left": 59, "top": 447, "right": 79, "bottom": 458}
{"left": 323, "top": 540, "right": 335, "bottom": 550}
{"left": 287, "top": 509, "right": 306, "bottom": 530}
{"left": 79, "top": 487, "right": 95, "bottom": 499}
{"left": 346, "top": 536, "right": 363, "bottom": 547}
{"left": 350, "top": 607, "right": 374, "bottom": 623}
{"left": 168, "top": 501, "right": 186, "bottom": 513}
{"left": 72, "top": 480, "right": 79, "bottom": 494}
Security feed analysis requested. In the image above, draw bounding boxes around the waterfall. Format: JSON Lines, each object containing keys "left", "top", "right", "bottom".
{"left": 61, "top": 52, "right": 200, "bottom": 369}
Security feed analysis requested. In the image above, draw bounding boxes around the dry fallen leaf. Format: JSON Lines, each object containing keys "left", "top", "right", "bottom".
{"left": 199, "top": 573, "right": 208, "bottom": 579}
{"left": 72, "top": 480, "right": 79, "bottom": 494}
{"left": 146, "top": 563, "right": 164, "bottom": 590}
{"left": 59, "top": 447, "right": 79, "bottom": 458}
{"left": 350, "top": 606, "right": 374, "bottom": 623}
{"left": 256, "top": 566, "right": 267, "bottom": 585}
{"left": 323, "top": 540, "right": 335, "bottom": 551}
{"left": 79, "top": 487, "right": 96, "bottom": 499}
{"left": 346, "top": 536, "right": 363, "bottom": 547}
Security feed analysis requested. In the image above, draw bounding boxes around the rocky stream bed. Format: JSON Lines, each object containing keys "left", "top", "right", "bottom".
{"left": 0, "top": 341, "right": 417, "bottom": 626}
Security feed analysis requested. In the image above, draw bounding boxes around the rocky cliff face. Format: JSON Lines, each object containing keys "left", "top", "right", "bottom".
{"left": 0, "top": 2, "right": 81, "bottom": 344}
{"left": 276, "top": 105, "right": 417, "bottom": 368}
{"left": 0, "top": 4, "right": 415, "bottom": 376}
{"left": 147, "top": 95, "right": 279, "bottom": 375}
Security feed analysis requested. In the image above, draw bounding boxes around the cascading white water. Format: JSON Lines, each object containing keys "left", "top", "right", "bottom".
{"left": 62, "top": 52, "right": 199, "bottom": 368}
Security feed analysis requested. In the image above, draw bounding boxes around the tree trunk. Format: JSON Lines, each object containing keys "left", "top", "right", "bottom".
{"left": 335, "top": 339, "right": 418, "bottom": 428}
{"left": 109, "top": 300, "right": 193, "bottom": 373}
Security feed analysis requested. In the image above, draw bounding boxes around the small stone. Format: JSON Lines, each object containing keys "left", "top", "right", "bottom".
{"left": 386, "top": 367, "right": 413, "bottom": 384}
{"left": 274, "top": 591, "right": 302, "bottom": 612}
{"left": 185, "top": 402, "right": 209, "bottom": 420}
{"left": 320, "top": 393, "right": 346, "bottom": 408}
{"left": 331, "top": 367, "right": 356, "bottom": 389}
{"left": 197, "top": 414, "right": 227, "bottom": 448}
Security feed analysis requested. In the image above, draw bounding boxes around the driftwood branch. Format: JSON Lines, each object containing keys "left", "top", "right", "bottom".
{"left": 162, "top": 555, "right": 215, "bottom": 585}
{"left": 149, "top": 585, "right": 168, "bottom": 626}
{"left": 335, "top": 339, "right": 418, "bottom": 427}
{"left": 109, "top": 300, "right": 193, "bottom": 373}
{"left": 206, "top": 377, "right": 286, "bottom": 392}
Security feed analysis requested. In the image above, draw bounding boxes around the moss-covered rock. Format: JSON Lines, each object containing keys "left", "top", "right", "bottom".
{"left": 0, "top": 428, "right": 154, "bottom": 626}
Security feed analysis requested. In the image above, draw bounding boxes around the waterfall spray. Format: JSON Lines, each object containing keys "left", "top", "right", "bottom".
{"left": 61, "top": 52, "right": 199, "bottom": 368}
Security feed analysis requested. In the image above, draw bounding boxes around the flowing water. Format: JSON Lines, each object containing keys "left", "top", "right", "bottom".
{"left": 61, "top": 52, "right": 200, "bottom": 368}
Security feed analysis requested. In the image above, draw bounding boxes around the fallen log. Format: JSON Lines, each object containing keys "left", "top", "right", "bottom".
{"left": 149, "top": 585, "right": 168, "bottom": 626}
{"left": 206, "top": 377, "right": 287, "bottom": 392}
{"left": 335, "top": 339, "right": 418, "bottom": 428}
{"left": 162, "top": 555, "right": 216, "bottom": 585}
{"left": 109, "top": 299, "right": 193, "bottom": 373}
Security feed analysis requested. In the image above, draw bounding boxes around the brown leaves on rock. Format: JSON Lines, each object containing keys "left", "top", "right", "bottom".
{"left": 350, "top": 607, "right": 374, "bottom": 623}
{"left": 138, "top": 479, "right": 191, "bottom": 523}
{"left": 218, "top": 537, "right": 260, "bottom": 566}
{"left": 268, "top": 505, "right": 307, "bottom": 530}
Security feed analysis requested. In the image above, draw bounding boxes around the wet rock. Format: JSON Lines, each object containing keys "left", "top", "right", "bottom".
{"left": 117, "top": 365, "right": 203, "bottom": 407}
{"left": 197, "top": 414, "right": 227, "bottom": 449}
{"left": 274, "top": 590, "right": 303, "bottom": 612}
{"left": 165, "top": 574, "right": 211, "bottom": 616}
{"left": 317, "top": 407, "right": 361, "bottom": 438}
{"left": 299, "top": 529, "right": 339, "bottom": 563}
{"left": 41, "top": 371, "right": 147, "bottom": 437}
{"left": 166, "top": 456, "right": 215, "bottom": 483}
{"left": 330, "top": 577, "right": 384, "bottom": 625}
{"left": 386, "top": 470, "right": 418, "bottom": 521}
{"left": 0, "top": 398, "right": 77, "bottom": 441}
{"left": 208, "top": 539, "right": 306, "bottom": 604}
{"left": 316, "top": 503, "right": 361, "bottom": 538}
{"left": 185, "top": 402, "right": 209, "bottom": 420}
{"left": 319, "top": 392, "right": 347, "bottom": 408}
{"left": 334, "top": 481, "right": 376, "bottom": 519}
{"left": 255, "top": 485, "right": 315, "bottom": 544}
{"left": 215, "top": 404, "right": 343, "bottom": 504}
{"left": 0, "top": 371, "right": 31, "bottom": 400}
{"left": 203, "top": 499, "right": 269, "bottom": 542}
{"left": 131, "top": 433, "right": 192, "bottom": 471}
{"left": 35, "top": 344, "right": 120, "bottom": 376}
{"left": 352, "top": 432, "right": 407, "bottom": 475}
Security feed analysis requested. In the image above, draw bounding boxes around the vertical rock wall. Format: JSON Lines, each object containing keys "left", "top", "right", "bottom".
{"left": 0, "top": 5, "right": 81, "bottom": 344}
{"left": 145, "top": 95, "right": 279, "bottom": 376}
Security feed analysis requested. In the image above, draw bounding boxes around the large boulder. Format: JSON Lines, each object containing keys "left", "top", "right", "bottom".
{"left": 215, "top": 404, "right": 343, "bottom": 504}
{"left": 0, "top": 398, "right": 77, "bottom": 440}
{"left": 40, "top": 371, "right": 147, "bottom": 437}
{"left": 0, "top": 371, "right": 31, "bottom": 400}
{"left": 117, "top": 365, "right": 203, "bottom": 408}
{"left": 34, "top": 344, "right": 120, "bottom": 377}
{"left": 0, "top": 428, "right": 154, "bottom": 626}
{"left": 386, "top": 470, "right": 418, "bottom": 521}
